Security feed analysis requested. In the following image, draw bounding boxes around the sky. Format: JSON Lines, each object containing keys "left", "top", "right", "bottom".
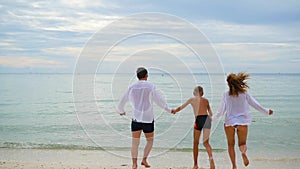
{"left": 0, "top": 0, "right": 300, "bottom": 73}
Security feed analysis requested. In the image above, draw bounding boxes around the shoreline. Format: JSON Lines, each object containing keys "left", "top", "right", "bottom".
{"left": 1, "top": 148, "right": 299, "bottom": 169}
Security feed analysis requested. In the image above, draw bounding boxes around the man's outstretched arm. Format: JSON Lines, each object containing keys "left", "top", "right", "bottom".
{"left": 152, "top": 87, "right": 172, "bottom": 113}
{"left": 117, "top": 90, "right": 129, "bottom": 115}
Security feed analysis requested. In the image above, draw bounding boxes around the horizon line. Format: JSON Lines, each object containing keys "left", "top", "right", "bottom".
{"left": 0, "top": 72, "right": 299, "bottom": 75}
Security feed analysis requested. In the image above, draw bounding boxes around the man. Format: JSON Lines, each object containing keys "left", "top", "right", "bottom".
{"left": 118, "top": 67, "right": 173, "bottom": 169}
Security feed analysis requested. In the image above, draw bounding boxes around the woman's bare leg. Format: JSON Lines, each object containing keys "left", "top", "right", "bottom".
{"left": 132, "top": 130, "right": 142, "bottom": 169}
{"left": 203, "top": 129, "right": 215, "bottom": 169}
{"left": 141, "top": 132, "right": 154, "bottom": 168}
{"left": 193, "top": 129, "right": 201, "bottom": 169}
{"left": 224, "top": 126, "right": 237, "bottom": 169}
{"left": 237, "top": 125, "right": 249, "bottom": 166}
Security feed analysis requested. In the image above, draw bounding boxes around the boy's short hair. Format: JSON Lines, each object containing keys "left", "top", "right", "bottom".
{"left": 194, "top": 86, "right": 204, "bottom": 96}
{"left": 136, "top": 67, "right": 148, "bottom": 79}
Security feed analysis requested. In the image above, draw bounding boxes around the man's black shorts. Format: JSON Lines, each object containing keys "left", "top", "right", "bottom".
{"left": 131, "top": 120, "right": 154, "bottom": 133}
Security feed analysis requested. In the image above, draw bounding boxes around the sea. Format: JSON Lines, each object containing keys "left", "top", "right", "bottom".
{"left": 0, "top": 73, "right": 300, "bottom": 159}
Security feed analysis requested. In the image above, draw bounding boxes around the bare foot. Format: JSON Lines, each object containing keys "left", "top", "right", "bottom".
{"left": 132, "top": 164, "right": 137, "bottom": 169}
{"left": 209, "top": 158, "right": 215, "bottom": 169}
{"left": 141, "top": 161, "right": 151, "bottom": 168}
{"left": 242, "top": 153, "right": 249, "bottom": 166}
{"left": 192, "top": 165, "right": 198, "bottom": 169}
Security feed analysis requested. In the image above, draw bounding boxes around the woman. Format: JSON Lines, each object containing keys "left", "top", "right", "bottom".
{"left": 213, "top": 72, "right": 273, "bottom": 169}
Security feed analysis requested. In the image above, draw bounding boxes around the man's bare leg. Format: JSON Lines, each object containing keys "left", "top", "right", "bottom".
{"left": 141, "top": 132, "right": 153, "bottom": 168}
{"left": 132, "top": 130, "right": 142, "bottom": 169}
{"left": 193, "top": 129, "right": 201, "bottom": 169}
{"left": 225, "top": 126, "right": 237, "bottom": 169}
{"left": 203, "top": 129, "right": 215, "bottom": 169}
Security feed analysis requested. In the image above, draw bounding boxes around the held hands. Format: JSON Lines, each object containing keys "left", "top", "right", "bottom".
{"left": 269, "top": 109, "right": 273, "bottom": 115}
{"left": 171, "top": 107, "right": 180, "bottom": 114}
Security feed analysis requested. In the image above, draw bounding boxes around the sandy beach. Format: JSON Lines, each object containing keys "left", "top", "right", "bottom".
{"left": 0, "top": 148, "right": 299, "bottom": 169}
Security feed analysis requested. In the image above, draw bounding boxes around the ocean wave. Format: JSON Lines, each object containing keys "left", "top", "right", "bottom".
{"left": 0, "top": 142, "right": 104, "bottom": 150}
{"left": 0, "top": 142, "right": 226, "bottom": 152}
{"left": 253, "top": 158, "right": 300, "bottom": 162}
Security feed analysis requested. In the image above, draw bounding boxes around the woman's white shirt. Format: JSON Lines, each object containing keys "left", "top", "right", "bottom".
{"left": 213, "top": 91, "right": 269, "bottom": 126}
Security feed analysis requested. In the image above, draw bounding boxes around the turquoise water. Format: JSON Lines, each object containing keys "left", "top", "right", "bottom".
{"left": 0, "top": 73, "right": 299, "bottom": 156}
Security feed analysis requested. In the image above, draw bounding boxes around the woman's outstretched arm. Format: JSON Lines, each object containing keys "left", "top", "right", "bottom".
{"left": 212, "top": 93, "right": 227, "bottom": 121}
{"left": 246, "top": 93, "right": 272, "bottom": 115}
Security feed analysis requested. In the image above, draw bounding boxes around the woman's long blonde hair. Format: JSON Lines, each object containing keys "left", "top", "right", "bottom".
{"left": 227, "top": 72, "right": 250, "bottom": 96}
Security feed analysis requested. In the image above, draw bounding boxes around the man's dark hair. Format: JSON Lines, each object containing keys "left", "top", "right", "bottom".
{"left": 136, "top": 67, "right": 148, "bottom": 79}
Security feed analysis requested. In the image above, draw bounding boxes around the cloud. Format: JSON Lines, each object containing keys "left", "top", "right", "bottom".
{"left": 58, "top": 0, "right": 120, "bottom": 9}
{"left": 0, "top": 0, "right": 299, "bottom": 73}
{"left": 42, "top": 47, "right": 83, "bottom": 58}
{"left": 144, "top": 0, "right": 300, "bottom": 24}
{"left": 0, "top": 55, "right": 64, "bottom": 68}
{"left": 215, "top": 42, "right": 300, "bottom": 64}
{"left": 290, "top": 59, "right": 300, "bottom": 63}
{"left": 195, "top": 20, "right": 300, "bottom": 44}
{"left": 0, "top": 41, "right": 25, "bottom": 51}
{"left": 4, "top": 6, "right": 120, "bottom": 33}
{"left": 0, "top": 42, "right": 12, "bottom": 46}
{"left": 213, "top": 42, "right": 300, "bottom": 73}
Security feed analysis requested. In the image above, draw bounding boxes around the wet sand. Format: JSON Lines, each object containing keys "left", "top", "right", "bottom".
{"left": 0, "top": 148, "right": 299, "bottom": 169}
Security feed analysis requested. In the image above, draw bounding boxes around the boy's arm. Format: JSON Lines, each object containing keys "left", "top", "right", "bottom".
{"left": 174, "top": 98, "right": 192, "bottom": 113}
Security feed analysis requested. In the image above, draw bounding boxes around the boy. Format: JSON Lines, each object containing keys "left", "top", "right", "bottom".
{"left": 172, "top": 86, "right": 215, "bottom": 169}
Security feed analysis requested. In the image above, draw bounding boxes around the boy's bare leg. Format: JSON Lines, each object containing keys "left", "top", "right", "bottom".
{"left": 193, "top": 129, "right": 201, "bottom": 169}
{"left": 141, "top": 132, "right": 153, "bottom": 168}
{"left": 237, "top": 125, "right": 249, "bottom": 166}
{"left": 132, "top": 131, "right": 142, "bottom": 169}
{"left": 203, "top": 129, "right": 215, "bottom": 169}
{"left": 224, "top": 126, "right": 237, "bottom": 169}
